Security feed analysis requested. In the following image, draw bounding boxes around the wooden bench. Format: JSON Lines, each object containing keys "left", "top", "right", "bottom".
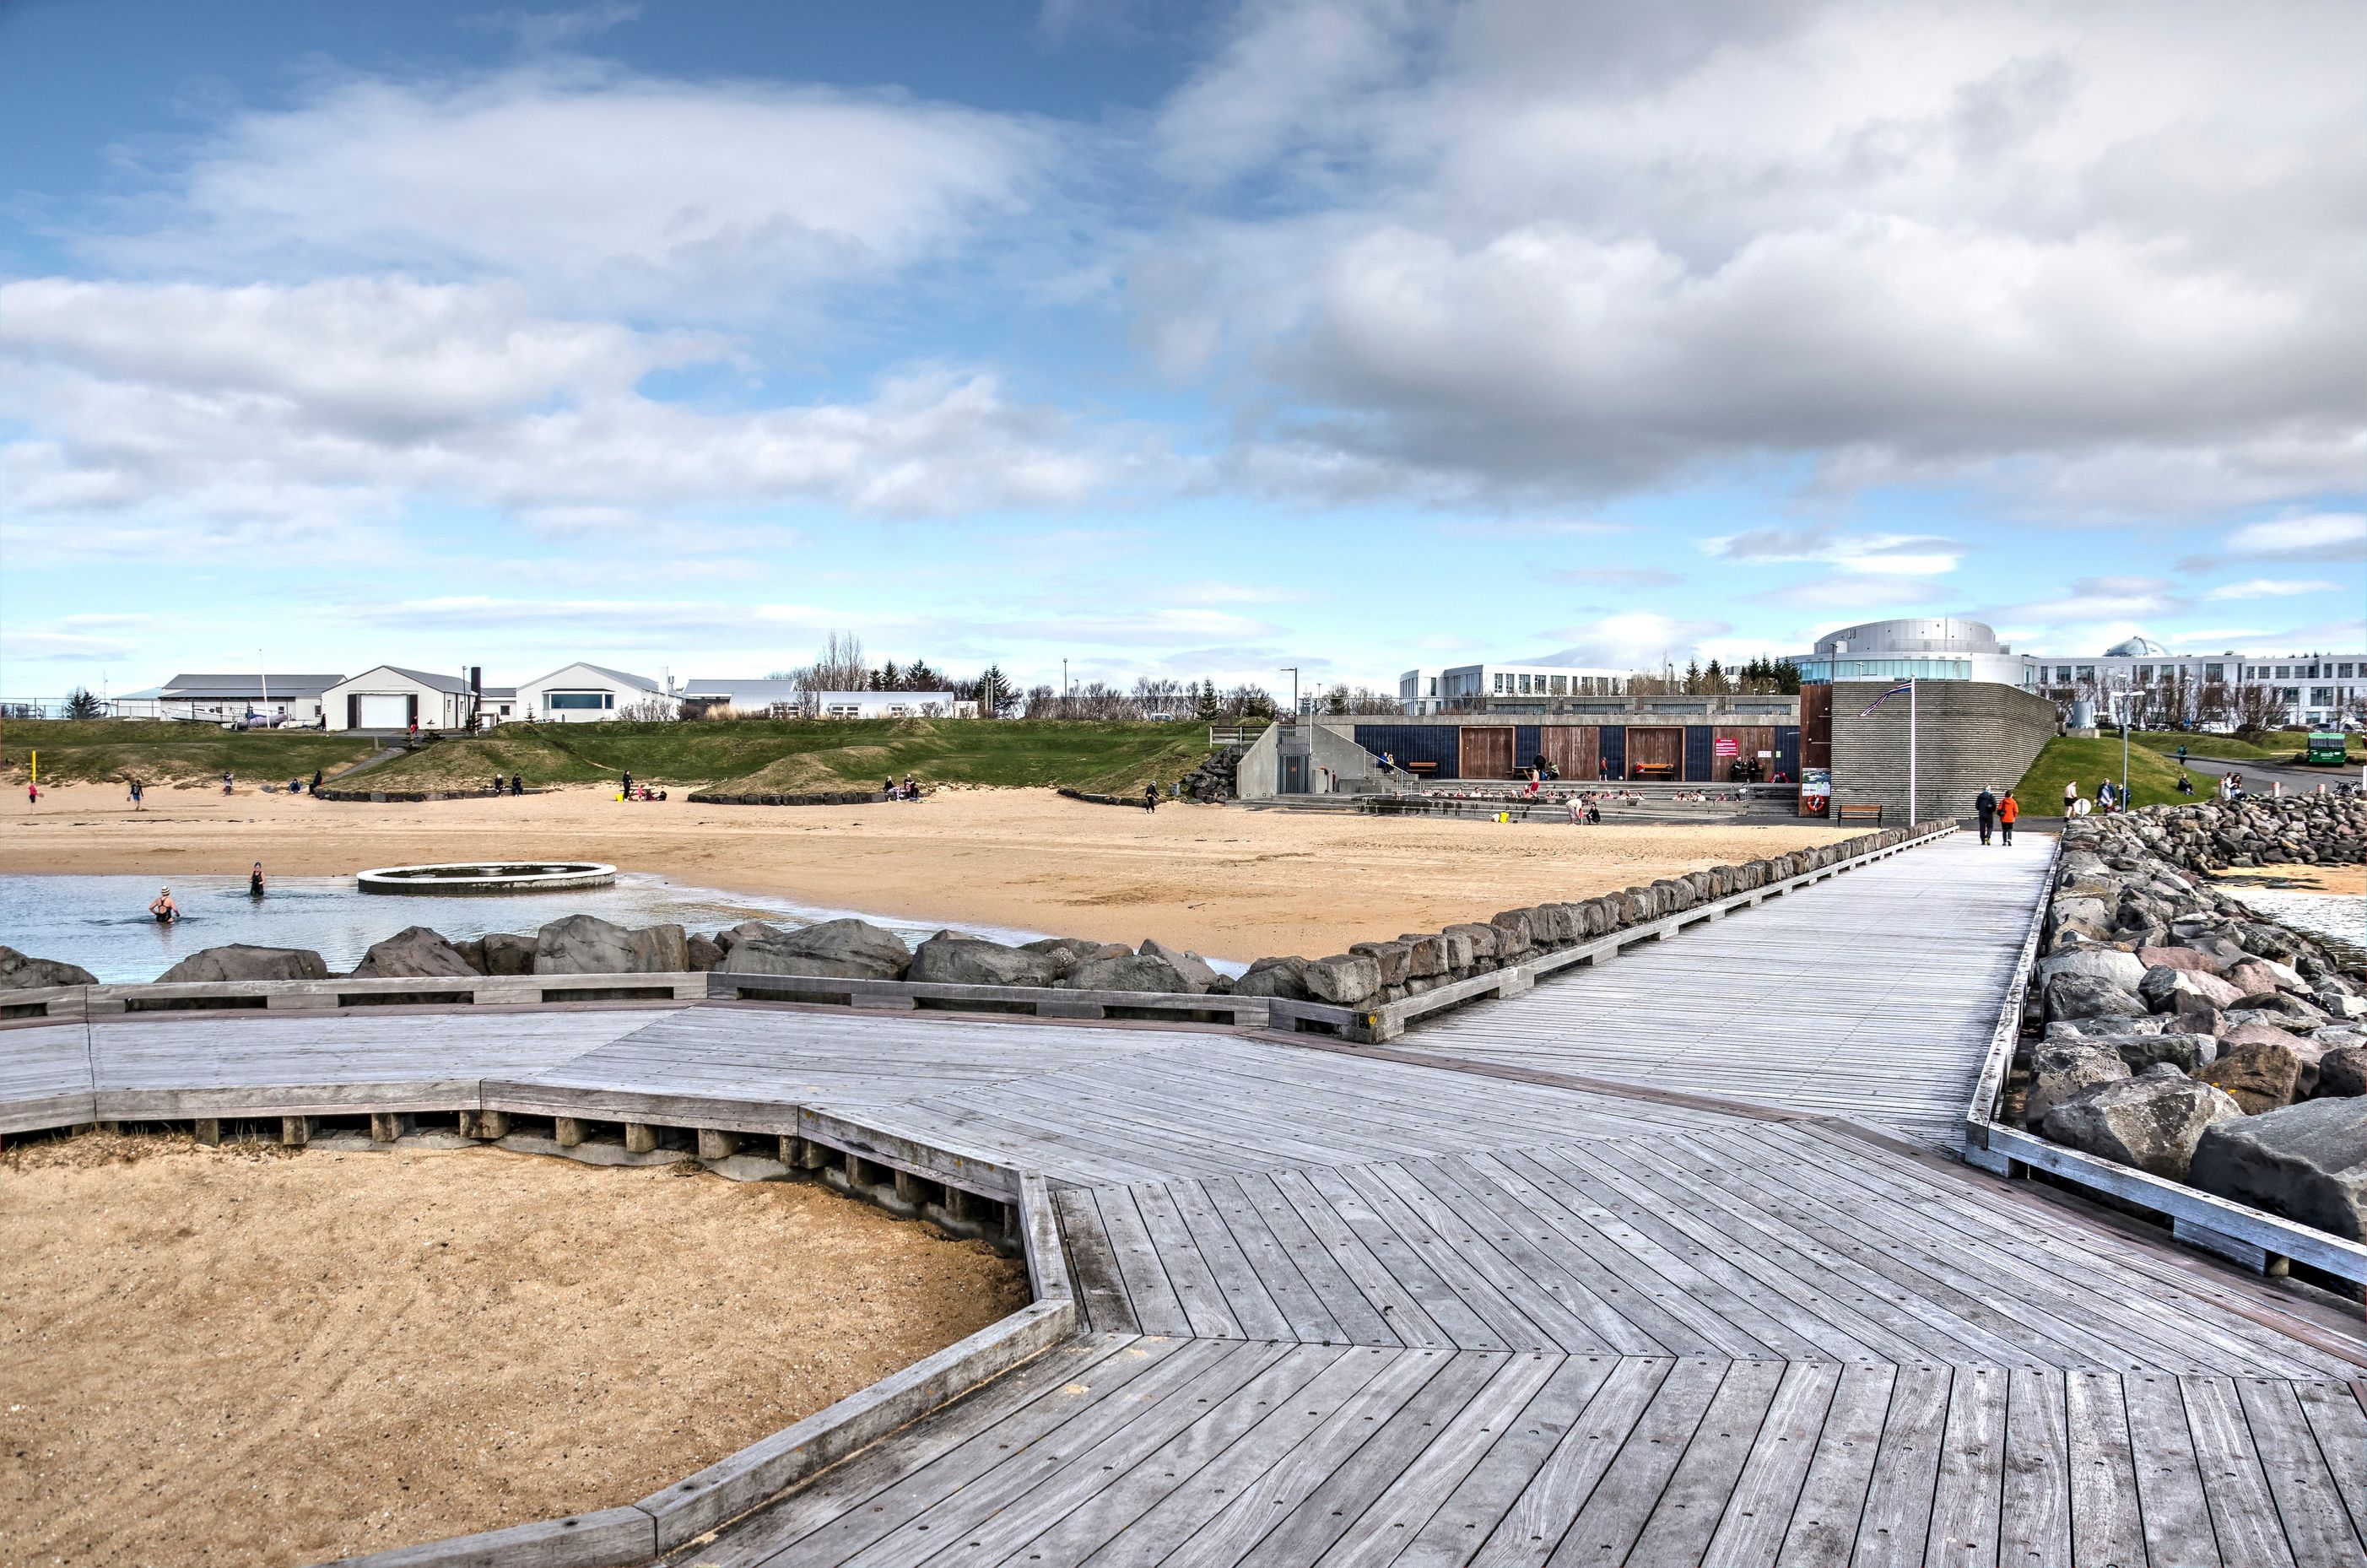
{"left": 1836, "top": 802, "right": 1884, "bottom": 824}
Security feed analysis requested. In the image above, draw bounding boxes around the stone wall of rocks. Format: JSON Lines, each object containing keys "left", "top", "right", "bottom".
{"left": 2019, "top": 804, "right": 2367, "bottom": 1242}
{"left": 3, "top": 826, "right": 1947, "bottom": 1008}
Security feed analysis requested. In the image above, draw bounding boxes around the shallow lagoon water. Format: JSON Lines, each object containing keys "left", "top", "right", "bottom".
{"left": 0, "top": 873, "right": 1068, "bottom": 984}
{"left": 2226, "top": 887, "right": 2366, "bottom": 970}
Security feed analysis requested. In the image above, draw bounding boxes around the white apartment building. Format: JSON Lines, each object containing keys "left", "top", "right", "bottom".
{"left": 1398, "top": 663, "right": 1629, "bottom": 714}
{"left": 2028, "top": 638, "right": 2365, "bottom": 727}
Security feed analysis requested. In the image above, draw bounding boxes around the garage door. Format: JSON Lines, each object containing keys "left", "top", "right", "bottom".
{"left": 359, "top": 694, "right": 410, "bottom": 728}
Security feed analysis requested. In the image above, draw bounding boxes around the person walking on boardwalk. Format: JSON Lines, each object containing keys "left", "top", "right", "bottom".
{"left": 2062, "top": 777, "right": 2078, "bottom": 818}
{"left": 1974, "top": 785, "right": 1997, "bottom": 844}
{"left": 1999, "top": 790, "right": 2018, "bottom": 846}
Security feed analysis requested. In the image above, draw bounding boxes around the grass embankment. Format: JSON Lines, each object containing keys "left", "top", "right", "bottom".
{"left": 359, "top": 718, "right": 1214, "bottom": 795}
{"left": 2014, "top": 736, "right": 2206, "bottom": 812}
{"left": 2128, "top": 730, "right": 2362, "bottom": 764}
{"left": 0, "top": 721, "right": 377, "bottom": 788}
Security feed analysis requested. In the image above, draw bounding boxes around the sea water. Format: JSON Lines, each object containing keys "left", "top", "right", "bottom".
{"left": 0, "top": 873, "right": 1069, "bottom": 984}
{"left": 2226, "top": 886, "right": 2367, "bottom": 971}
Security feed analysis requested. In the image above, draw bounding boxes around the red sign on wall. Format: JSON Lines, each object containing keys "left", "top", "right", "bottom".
{"left": 1713, "top": 737, "right": 1740, "bottom": 757}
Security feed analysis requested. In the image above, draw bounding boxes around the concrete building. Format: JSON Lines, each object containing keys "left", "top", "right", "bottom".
{"left": 322, "top": 667, "right": 486, "bottom": 732}
{"left": 120, "top": 673, "right": 346, "bottom": 725}
{"left": 808, "top": 689, "right": 965, "bottom": 719}
{"left": 1797, "top": 616, "right": 2367, "bottom": 729}
{"left": 1397, "top": 662, "right": 1630, "bottom": 715}
{"left": 679, "top": 678, "right": 803, "bottom": 716}
{"left": 516, "top": 663, "right": 674, "bottom": 723}
{"left": 1824, "top": 679, "right": 2060, "bottom": 826}
{"left": 1237, "top": 696, "right": 1803, "bottom": 797}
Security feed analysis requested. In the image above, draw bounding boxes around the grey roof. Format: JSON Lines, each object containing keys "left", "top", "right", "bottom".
{"left": 682, "top": 677, "right": 803, "bottom": 701}
{"left": 159, "top": 673, "right": 344, "bottom": 698}
{"left": 811, "top": 689, "right": 958, "bottom": 702}
{"left": 334, "top": 665, "right": 477, "bottom": 695}
{"left": 529, "top": 662, "right": 662, "bottom": 692}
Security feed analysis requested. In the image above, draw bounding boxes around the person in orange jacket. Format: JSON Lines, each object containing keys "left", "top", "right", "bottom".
{"left": 1998, "top": 788, "right": 2020, "bottom": 846}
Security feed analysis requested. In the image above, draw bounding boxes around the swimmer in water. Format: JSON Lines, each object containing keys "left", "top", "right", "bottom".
{"left": 149, "top": 887, "right": 180, "bottom": 923}
{"left": 248, "top": 862, "right": 266, "bottom": 897}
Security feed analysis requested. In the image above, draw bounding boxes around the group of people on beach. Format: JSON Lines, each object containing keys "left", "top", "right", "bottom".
{"left": 884, "top": 774, "right": 921, "bottom": 801}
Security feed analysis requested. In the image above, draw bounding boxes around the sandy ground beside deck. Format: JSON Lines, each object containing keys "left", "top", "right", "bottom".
{"left": 2, "top": 783, "right": 1852, "bottom": 959}
{"left": 0, "top": 1133, "right": 1026, "bottom": 1568}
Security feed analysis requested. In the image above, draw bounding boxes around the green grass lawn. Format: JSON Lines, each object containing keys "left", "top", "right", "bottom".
{"left": 0, "top": 719, "right": 378, "bottom": 787}
{"left": 2014, "top": 735, "right": 2208, "bottom": 813}
{"left": 2129, "top": 729, "right": 2364, "bottom": 766}
{"left": 359, "top": 718, "right": 1216, "bottom": 795}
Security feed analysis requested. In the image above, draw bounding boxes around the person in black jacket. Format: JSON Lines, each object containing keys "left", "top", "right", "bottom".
{"left": 1974, "top": 786, "right": 1998, "bottom": 844}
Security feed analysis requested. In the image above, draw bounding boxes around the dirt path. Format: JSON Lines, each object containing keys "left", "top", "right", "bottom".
{"left": 0, "top": 1134, "right": 1026, "bottom": 1568}
{"left": 2, "top": 783, "right": 1851, "bottom": 959}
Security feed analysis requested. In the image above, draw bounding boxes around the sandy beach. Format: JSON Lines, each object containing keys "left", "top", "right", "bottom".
{"left": 3, "top": 783, "right": 1854, "bottom": 960}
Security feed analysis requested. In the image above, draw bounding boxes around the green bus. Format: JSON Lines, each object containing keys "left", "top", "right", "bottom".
{"left": 2305, "top": 733, "right": 2349, "bottom": 765}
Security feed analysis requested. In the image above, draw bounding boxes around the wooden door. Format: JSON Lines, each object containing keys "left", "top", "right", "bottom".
{"left": 1457, "top": 727, "right": 1516, "bottom": 779}
{"left": 1627, "top": 726, "right": 1683, "bottom": 779}
{"left": 1539, "top": 726, "right": 1595, "bottom": 780}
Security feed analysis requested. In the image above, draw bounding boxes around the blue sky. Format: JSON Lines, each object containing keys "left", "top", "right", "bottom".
{"left": 3, "top": 0, "right": 2362, "bottom": 703}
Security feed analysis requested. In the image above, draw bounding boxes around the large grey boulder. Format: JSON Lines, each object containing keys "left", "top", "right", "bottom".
{"left": 2190, "top": 1098, "right": 2367, "bottom": 1240}
{"left": 2228, "top": 992, "right": 2330, "bottom": 1030}
{"left": 2096, "top": 1032, "right": 2218, "bottom": 1074}
{"left": 2025, "top": 1042, "right": 2129, "bottom": 1126}
{"left": 1024, "top": 937, "right": 1105, "bottom": 961}
{"left": 2045, "top": 1015, "right": 2163, "bottom": 1041}
{"left": 157, "top": 944, "right": 329, "bottom": 983}
{"left": 686, "top": 933, "right": 724, "bottom": 972}
{"left": 1304, "top": 953, "right": 1382, "bottom": 1008}
{"left": 2135, "top": 945, "right": 2224, "bottom": 976}
{"left": 2139, "top": 965, "right": 2243, "bottom": 1014}
{"left": 2043, "top": 973, "right": 2148, "bottom": 1024}
{"left": 1229, "top": 956, "right": 1310, "bottom": 1000}
{"left": 0, "top": 946, "right": 96, "bottom": 988}
{"left": 532, "top": 916, "right": 690, "bottom": 975}
{"left": 346, "top": 926, "right": 476, "bottom": 980}
{"left": 1347, "top": 940, "right": 1412, "bottom": 988}
{"left": 2041, "top": 1070, "right": 2243, "bottom": 1181}
{"left": 2315, "top": 1046, "right": 2367, "bottom": 1100}
{"left": 908, "top": 933, "right": 1062, "bottom": 988}
{"left": 1393, "top": 935, "right": 1447, "bottom": 981}
{"left": 1139, "top": 938, "right": 1221, "bottom": 992}
{"left": 1443, "top": 922, "right": 1502, "bottom": 971}
{"left": 1489, "top": 910, "right": 1536, "bottom": 960}
{"left": 2037, "top": 949, "right": 2148, "bottom": 992}
{"left": 721, "top": 917, "right": 912, "bottom": 981}
{"left": 1062, "top": 950, "right": 1198, "bottom": 994}
{"left": 480, "top": 933, "right": 536, "bottom": 976}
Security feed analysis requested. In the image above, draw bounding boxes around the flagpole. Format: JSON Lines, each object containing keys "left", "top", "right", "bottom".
{"left": 1908, "top": 678, "right": 1918, "bottom": 827}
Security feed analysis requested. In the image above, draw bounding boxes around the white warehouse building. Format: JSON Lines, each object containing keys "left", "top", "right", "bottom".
{"left": 322, "top": 667, "right": 485, "bottom": 732}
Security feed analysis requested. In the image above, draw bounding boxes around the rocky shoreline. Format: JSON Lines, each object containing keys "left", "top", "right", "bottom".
{"left": 2018, "top": 794, "right": 2367, "bottom": 1241}
{"left": 1, "top": 827, "right": 1940, "bottom": 1013}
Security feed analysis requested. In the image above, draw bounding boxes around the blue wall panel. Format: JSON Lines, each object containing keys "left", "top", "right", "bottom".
{"left": 1514, "top": 725, "right": 1542, "bottom": 771}
{"left": 1352, "top": 724, "right": 1459, "bottom": 772}
{"left": 1598, "top": 727, "right": 1625, "bottom": 779}
{"left": 1775, "top": 726, "right": 1801, "bottom": 777}
{"left": 1684, "top": 726, "right": 1715, "bottom": 782}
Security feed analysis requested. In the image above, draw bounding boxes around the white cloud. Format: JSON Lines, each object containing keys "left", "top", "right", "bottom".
{"left": 1703, "top": 525, "right": 1964, "bottom": 576}
{"left": 1531, "top": 610, "right": 1732, "bottom": 668}
{"left": 1751, "top": 573, "right": 1946, "bottom": 610}
{"left": 1139, "top": 0, "right": 2367, "bottom": 511}
{"left": 103, "top": 65, "right": 1051, "bottom": 316}
{"left": 2226, "top": 513, "right": 2367, "bottom": 562}
{"left": 1549, "top": 567, "right": 1683, "bottom": 587}
{"left": 0, "top": 278, "right": 1153, "bottom": 561}
{"left": 2201, "top": 577, "right": 2343, "bottom": 601}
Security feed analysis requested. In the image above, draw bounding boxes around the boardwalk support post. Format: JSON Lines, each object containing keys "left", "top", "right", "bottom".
{"left": 624, "top": 1122, "right": 658, "bottom": 1154}
{"left": 554, "top": 1116, "right": 590, "bottom": 1148}
{"left": 698, "top": 1127, "right": 739, "bottom": 1162}
{"left": 457, "top": 1109, "right": 508, "bottom": 1141}
{"left": 369, "top": 1111, "right": 412, "bottom": 1144}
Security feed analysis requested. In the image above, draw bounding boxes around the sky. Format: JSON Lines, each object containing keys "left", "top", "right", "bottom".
{"left": 3, "top": 0, "right": 2363, "bottom": 704}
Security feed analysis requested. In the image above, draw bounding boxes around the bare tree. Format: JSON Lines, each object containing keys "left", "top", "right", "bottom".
{"left": 2234, "top": 681, "right": 2289, "bottom": 734}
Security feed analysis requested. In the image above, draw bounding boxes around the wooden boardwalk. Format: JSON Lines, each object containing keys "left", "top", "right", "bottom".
{"left": 1396, "top": 834, "right": 2052, "bottom": 1144}
{"left": 9, "top": 830, "right": 2367, "bottom": 1565}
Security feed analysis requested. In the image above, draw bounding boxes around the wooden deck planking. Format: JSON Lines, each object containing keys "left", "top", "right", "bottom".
{"left": 1387, "top": 835, "right": 2053, "bottom": 1138}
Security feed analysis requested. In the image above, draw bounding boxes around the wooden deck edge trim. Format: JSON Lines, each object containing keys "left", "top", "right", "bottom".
{"left": 310, "top": 1123, "right": 1078, "bottom": 1567}
{"left": 705, "top": 972, "right": 1272, "bottom": 1027}
{"left": 1960, "top": 835, "right": 2064, "bottom": 1139}
{"left": 631, "top": 1174, "right": 1077, "bottom": 1553}
{"left": 0, "top": 1092, "right": 100, "bottom": 1136}
{"left": 1976, "top": 1124, "right": 2367, "bottom": 1285}
{"left": 317, "top": 1505, "right": 657, "bottom": 1568}
{"left": 1800, "top": 1118, "right": 2367, "bottom": 1365}
{"left": 1269, "top": 823, "right": 1959, "bottom": 1041}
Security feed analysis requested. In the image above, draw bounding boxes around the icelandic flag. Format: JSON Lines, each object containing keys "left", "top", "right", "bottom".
{"left": 1857, "top": 681, "right": 1913, "bottom": 716}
